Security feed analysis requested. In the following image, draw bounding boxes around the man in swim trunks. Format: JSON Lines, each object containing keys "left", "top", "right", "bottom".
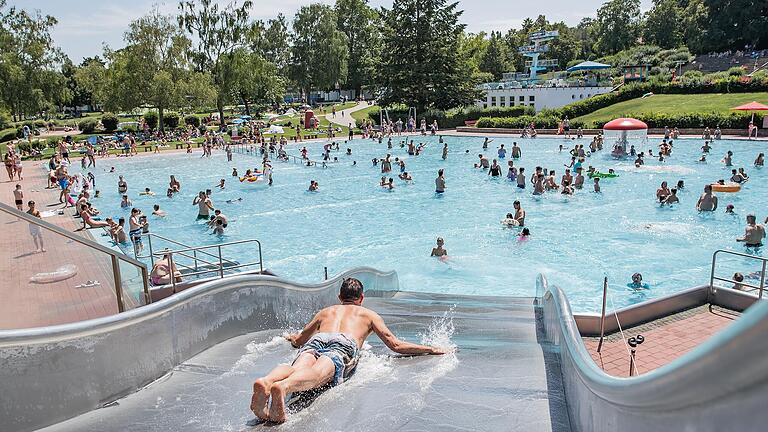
{"left": 435, "top": 169, "right": 446, "bottom": 193}
{"left": 26, "top": 200, "right": 45, "bottom": 253}
{"left": 513, "top": 200, "right": 525, "bottom": 226}
{"left": 736, "top": 214, "right": 765, "bottom": 247}
{"left": 250, "top": 278, "right": 446, "bottom": 423}
{"left": 193, "top": 191, "right": 214, "bottom": 220}
{"left": 696, "top": 184, "right": 718, "bottom": 211}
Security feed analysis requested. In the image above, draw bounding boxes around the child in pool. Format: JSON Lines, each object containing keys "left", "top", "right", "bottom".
{"left": 628, "top": 272, "right": 649, "bottom": 289}
{"left": 518, "top": 228, "right": 530, "bottom": 242}
{"left": 430, "top": 237, "right": 448, "bottom": 259}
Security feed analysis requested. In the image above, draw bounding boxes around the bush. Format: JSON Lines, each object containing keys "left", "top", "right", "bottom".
{"left": 0, "top": 110, "right": 10, "bottom": 129}
{"left": 367, "top": 105, "right": 535, "bottom": 128}
{"left": 162, "top": 112, "right": 180, "bottom": 129}
{"left": 46, "top": 137, "right": 59, "bottom": 148}
{"left": 143, "top": 112, "right": 158, "bottom": 130}
{"left": 101, "top": 113, "right": 119, "bottom": 132}
{"left": 122, "top": 125, "right": 138, "bottom": 133}
{"left": 0, "top": 128, "right": 17, "bottom": 143}
{"left": 78, "top": 119, "right": 98, "bottom": 134}
{"left": 32, "top": 140, "right": 46, "bottom": 151}
{"left": 184, "top": 114, "right": 200, "bottom": 128}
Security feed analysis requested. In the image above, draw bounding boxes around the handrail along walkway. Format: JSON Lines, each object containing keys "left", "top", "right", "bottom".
{"left": 710, "top": 249, "right": 766, "bottom": 299}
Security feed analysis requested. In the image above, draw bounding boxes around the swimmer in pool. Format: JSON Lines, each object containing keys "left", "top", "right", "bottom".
{"left": 430, "top": 237, "right": 447, "bottom": 257}
{"left": 152, "top": 204, "right": 166, "bottom": 217}
{"left": 435, "top": 169, "right": 446, "bottom": 193}
{"left": 513, "top": 200, "right": 525, "bottom": 226}
{"left": 629, "top": 273, "right": 647, "bottom": 289}
{"left": 517, "top": 227, "right": 530, "bottom": 241}
{"left": 501, "top": 212, "right": 519, "bottom": 227}
{"left": 216, "top": 178, "right": 226, "bottom": 189}
{"left": 398, "top": 171, "right": 413, "bottom": 181}
{"left": 139, "top": 188, "right": 155, "bottom": 196}
{"left": 696, "top": 184, "right": 718, "bottom": 211}
{"left": 662, "top": 188, "right": 679, "bottom": 205}
{"left": 593, "top": 177, "right": 601, "bottom": 193}
{"left": 736, "top": 214, "right": 765, "bottom": 247}
{"left": 250, "top": 278, "right": 446, "bottom": 423}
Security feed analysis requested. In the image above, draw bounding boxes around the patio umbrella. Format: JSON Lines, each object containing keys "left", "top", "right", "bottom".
{"left": 732, "top": 101, "right": 768, "bottom": 124}
{"left": 566, "top": 61, "right": 611, "bottom": 73}
{"left": 232, "top": 119, "right": 244, "bottom": 125}
{"left": 240, "top": 115, "right": 251, "bottom": 119}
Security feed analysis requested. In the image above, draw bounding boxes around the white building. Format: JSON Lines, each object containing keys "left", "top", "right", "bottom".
{"left": 477, "top": 83, "right": 613, "bottom": 112}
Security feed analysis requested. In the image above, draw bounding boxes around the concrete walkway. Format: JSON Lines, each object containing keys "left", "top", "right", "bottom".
{"left": 325, "top": 101, "right": 373, "bottom": 129}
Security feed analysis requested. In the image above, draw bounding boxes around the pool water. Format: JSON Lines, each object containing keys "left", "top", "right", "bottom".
{"left": 78, "top": 135, "right": 766, "bottom": 311}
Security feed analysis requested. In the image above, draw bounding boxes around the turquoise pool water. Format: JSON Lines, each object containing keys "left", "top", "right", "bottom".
{"left": 78, "top": 135, "right": 766, "bottom": 311}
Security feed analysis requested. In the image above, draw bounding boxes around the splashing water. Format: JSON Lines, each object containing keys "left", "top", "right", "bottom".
{"left": 226, "top": 335, "right": 289, "bottom": 375}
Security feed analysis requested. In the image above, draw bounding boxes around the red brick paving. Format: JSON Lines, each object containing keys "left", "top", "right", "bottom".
{"left": 0, "top": 157, "right": 136, "bottom": 329}
{"left": 582, "top": 305, "right": 735, "bottom": 377}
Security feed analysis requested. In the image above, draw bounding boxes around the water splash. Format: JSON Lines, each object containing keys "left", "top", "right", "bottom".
{"left": 226, "top": 335, "right": 288, "bottom": 375}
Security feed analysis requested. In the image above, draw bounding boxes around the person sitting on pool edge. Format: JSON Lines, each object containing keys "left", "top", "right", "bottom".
{"left": 250, "top": 278, "right": 447, "bottom": 423}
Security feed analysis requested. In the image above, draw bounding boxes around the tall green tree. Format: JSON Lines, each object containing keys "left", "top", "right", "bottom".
{"left": 178, "top": 0, "right": 254, "bottom": 128}
{"left": 642, "top": 0, "right": 683, "bottom": 49}
{"left": 0, "top": 1, "right": 69, "bottom": 120}
{"left": 261, "top": 14, "right": 292, "bottom": 77}
{"left": 479, "top": 31, "right": 510, "bottom": 80}
{"left": 289, "top": 4, "right": 348, "bottom": 101}
{"left": 701, "top": 0, "right": 768, "bottom": 52}
{"left": 378, "top": 0, "right": 479, "bottom": 110}
{"left": 593, "top": 0, "right": 641, "bottom": 55}
{"left": 218, "top": 48, "right": 285, "bottom": 116}
{"left": 335, "top": 0, "right": 380, "bottom": 96}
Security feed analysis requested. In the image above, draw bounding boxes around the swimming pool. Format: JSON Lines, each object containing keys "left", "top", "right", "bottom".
{"left": 79, "top": 134, "right": 765, "bottom": 311}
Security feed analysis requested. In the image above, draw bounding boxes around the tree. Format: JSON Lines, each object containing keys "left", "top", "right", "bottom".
{"left": 378, "top": 0, "right": 479, "bottom": 110}
{"left": 479, "top": 31, "right": 510, "bottom": 80}
{"left": 0, "top": 1, "right": 69, "bottom": 120}
{"left": 289, "top": 4, "right": 348, "bottom": 101}
{"left": 642, "top": 0, "right": 683, "bottom": 49}
{"left": 261, "top": 14, "right": 292, "bottom": 77}
{"left": 593, "top": 0, "right": 641, "bottom": 55}
{"left": 335, "top": 0, "right": 380, "bottom": 96}
{"left": 218, "top": 48, "right": 285, "bottom": 116}
{"left": 700, "top": 0, "right": 768, "bottom": 52}
{"left": 178, "top": 0, "right": 254, "bottom": 128}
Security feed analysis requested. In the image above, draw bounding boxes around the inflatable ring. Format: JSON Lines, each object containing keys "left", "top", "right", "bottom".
{"left": 588, "top": 172, "right": 619, "bottom": 179}
{"left": 239, "top": 175, "right": 263, "bottom": 183}
{"left": 30, "top": 264, "right": 78, "bottom": 284}
{"left": 711, "top": 183, "right": 740, "bottom": 193}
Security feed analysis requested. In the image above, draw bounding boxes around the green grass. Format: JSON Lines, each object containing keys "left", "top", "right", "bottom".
{"left": 350, "top": 105, "right": 380, "bottom": 125}
{"left": 575, "top": 92, "right": 768, "bottom": 126}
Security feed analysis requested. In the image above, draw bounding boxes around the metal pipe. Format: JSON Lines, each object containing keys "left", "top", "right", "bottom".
{"left": 170, "top": 252, "right": 177, "bottom": 294}
{"left": 324, "top": 267, "right": 328, "bottom": 280}
{"left": 111, "top": 255, "right": 125, "bottom": 313}
{"left": 597, "top": 276, "right": 608, "bottom": 353}
{"left": 258, "top": 242, "right": 263, "bottom": 273}
{"left": 629, "top": 349, "right": 636, "bottom": 377}
{"left": 218, "top": 246, "right": 224, "bottom": 278}
{"left": 760, "top": 260, "right": 766, "bottom": 299}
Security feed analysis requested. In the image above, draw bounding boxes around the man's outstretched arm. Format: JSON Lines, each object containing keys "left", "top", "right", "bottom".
{"left": 285, "top": 312, "right": 321, "bottom": 348}
{"left": 371, "top": 312, "right": 447, "bottom": 355}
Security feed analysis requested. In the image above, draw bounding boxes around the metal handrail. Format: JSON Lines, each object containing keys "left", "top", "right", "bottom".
{"left": 134, "top": 234, "right": 264, "bottom": 293}
{"left": 0, "top": 202, "right": 151, "bottom": 311}
{"left": 710, "top": 249, "right": 767, "bottom": 299}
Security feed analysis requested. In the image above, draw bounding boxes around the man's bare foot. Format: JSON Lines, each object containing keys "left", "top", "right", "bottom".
{"left": 268, "top": 383, "right": 287, "bottom": 423}
{"left": 250, "top": 379, "right": 271, "bottom": 420}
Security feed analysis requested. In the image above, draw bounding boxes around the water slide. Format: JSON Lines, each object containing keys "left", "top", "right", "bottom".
{"left": 3, "top": 269, "right": 766, "bottom": 431}
{"left": 0, "top": 269, "right": 569, "bottom": 432}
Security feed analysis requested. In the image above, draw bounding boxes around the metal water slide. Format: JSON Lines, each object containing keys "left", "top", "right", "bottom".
{"left": 536, "top": 274, "right": 768, "bottom": 432}
{"left": 0, "top": 269, "right": 570, "bottom": 432}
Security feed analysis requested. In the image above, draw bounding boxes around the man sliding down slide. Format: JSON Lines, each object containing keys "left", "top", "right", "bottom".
{"left": 250, "top": 277, "right": 448, "bottom": 423}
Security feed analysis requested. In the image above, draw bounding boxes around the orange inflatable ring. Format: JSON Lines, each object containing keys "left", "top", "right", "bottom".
{"left": 711, "top": 183, "right": 741, "bottom": 193}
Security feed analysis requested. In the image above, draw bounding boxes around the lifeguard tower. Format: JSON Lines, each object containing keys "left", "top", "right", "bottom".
{"left": 518, "top": 30, "right": 559, "bottom": 83}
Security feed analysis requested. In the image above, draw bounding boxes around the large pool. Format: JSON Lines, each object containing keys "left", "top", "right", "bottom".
{"left": 78, "top": 134, "right": 765, "bottom": 311}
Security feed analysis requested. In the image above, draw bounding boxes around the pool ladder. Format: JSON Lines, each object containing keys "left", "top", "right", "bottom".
{"left": 134, "top": 233, "right": 264, "bottom": 292}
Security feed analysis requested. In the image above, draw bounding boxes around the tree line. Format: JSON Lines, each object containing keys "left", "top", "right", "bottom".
{"left": 0, "top": 0, "right": 765, "bottom": 127}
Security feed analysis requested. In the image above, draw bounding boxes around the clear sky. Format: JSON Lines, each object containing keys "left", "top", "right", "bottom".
{"left": 11, "top": 0, "right": 651, "bottom": 62}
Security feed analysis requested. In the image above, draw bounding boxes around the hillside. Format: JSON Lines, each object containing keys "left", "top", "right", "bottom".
{"left": 575, "top": 92, "right": 768, "bottom": 126}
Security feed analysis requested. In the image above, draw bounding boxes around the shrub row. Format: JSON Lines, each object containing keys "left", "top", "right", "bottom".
{"left": 476, "top": 111, "right": 754, "bottom": 130}
{"left": 367, "top": 105, "right": 535, "bottom": 128}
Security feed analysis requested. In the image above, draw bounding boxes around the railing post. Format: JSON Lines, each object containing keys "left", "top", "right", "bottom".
{"left": 193, "top": 249, "right": 199, "bottom": 272}
{"left": 258, "top": 242, "right": 263, "bottom": 273}
{"left": 324, "top": 266, "right": 328, "bottom": 280}
{"left": 218, "top": 246, "right": 224, "bottom": 278}
{"left": 597, "top": 276, "right": 608, "bottom": 353}
{"left": 760, "top": 260, "right": 767, "bottom": 300}
{"left": 111, "top": 255, "right": 125, "bottom": 313}
{"left": 141, "top": 264, "right": 151, "bottom": 305}
{"left": 147, "top": 234, "right": 155, "bottom": 267}
{"left": 170, "top": 252, "right": 177, "bottom": 294}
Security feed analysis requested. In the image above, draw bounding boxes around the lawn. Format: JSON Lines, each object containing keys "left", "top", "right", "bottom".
{"left": 575, "top": 92, "right": 768, "bottom": 126}
{"left": 350, "top": 104, "right": 380, "bottom": 125}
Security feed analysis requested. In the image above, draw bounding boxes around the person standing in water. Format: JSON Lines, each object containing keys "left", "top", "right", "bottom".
{"left": 193, "top": 191, "right": 214, "bottom": 220}
{"left": 736, "top": 214, "right": 765, "bottom": 247}
{"left": 431, "top": 237, "right": 448, "bottom": 257}
{"left": 442, "top": 143, "right": 448, "bottom": 160}
{"left": 435, "top": 169, "right": 446, "bottom": 193}
{"left": 696, "top": 184, "right": 718, "bottom": 211}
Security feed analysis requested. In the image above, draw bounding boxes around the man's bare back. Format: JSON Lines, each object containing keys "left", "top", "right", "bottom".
{"left": 251, "top": 278, "right": 446, "bottom": 423}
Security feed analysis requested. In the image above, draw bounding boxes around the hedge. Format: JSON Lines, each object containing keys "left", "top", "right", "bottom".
{"left": 162, "top": 112, "right": 180, "bottom": 129}
{"left": 144, "top": 112, "right": 158, "bottom": 130}
{"left": 476, "top": 111, "right": 754, "bottom": 130}
{"left": 184, "top": 114, "right": 200, "bottom": 127}
{"left": 368, "top": 105, "right": 535, "bottom": 128}
{"left": 78, "top": 119, "right": 97, "bottom": 134}
{"left": 101, "top": 113, "right": 119, "bottom": 132}
{"left": 0, "top": 127, "right": 17, "bottom": 143}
